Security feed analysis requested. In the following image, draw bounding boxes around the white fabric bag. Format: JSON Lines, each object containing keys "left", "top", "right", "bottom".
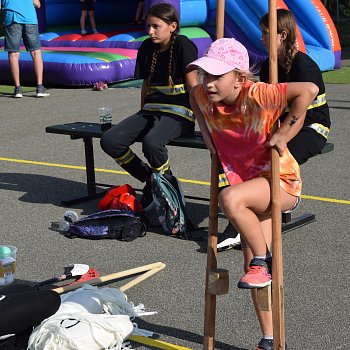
{"left": 27, "top": 285, "right": 155, "bottom": 350}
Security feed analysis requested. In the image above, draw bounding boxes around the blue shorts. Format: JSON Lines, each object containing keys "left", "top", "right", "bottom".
{"left": 4, "top": 23, "right": 41, "bottom": 52}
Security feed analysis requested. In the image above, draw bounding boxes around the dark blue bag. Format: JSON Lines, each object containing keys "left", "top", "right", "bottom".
{"left": 64, "top": 209, "right": 147, "bottom": 242}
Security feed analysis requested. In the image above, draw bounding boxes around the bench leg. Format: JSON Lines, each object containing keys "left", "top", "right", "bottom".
{"left": 282, "top": 212, "right": 316, "bottom": 233}
{"left": 84, "top": 137, "right": 97, "bottom": 196}
{"left": 61, "top": 137, "right": 104, "bottom": 206}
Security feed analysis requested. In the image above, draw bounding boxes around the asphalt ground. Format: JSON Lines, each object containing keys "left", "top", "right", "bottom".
{"left": 0, "top": 77, "right": 349, "bottom": 350}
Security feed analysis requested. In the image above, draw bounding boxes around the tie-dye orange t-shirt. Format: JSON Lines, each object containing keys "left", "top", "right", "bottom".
{"left": 193, "top": 81, "right": 301, "bottom": 197}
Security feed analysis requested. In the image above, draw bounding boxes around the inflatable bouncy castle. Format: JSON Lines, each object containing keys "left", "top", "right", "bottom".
{"left": 0, "top": 0, "right": 341, "bottom": 87}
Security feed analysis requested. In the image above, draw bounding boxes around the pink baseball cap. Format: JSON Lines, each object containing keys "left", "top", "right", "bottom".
{"left": 188, "top": 38, "right": 249, "bottom": 75}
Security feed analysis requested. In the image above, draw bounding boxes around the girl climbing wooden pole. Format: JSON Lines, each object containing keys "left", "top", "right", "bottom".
{"left": 190, "top": 12, "right": 318, "bottom": 350}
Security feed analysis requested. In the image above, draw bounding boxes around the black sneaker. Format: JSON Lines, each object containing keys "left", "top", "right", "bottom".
{"left": 217, "top": 222, "right": 241, "bottom": 251}
{"left": 36, "top": 85, "right": 50, "bottom": 97}
{"left": 140, "top": 181, "right": 154, "bottom": 212}
{"left": 256, "top": 338, "right": 288, "bottom": 350}
{"left": 256, "top": 338, "right": 273, "bottom": 350}
{"left": 13, "top": 86, "right": 23, "bottom": 98}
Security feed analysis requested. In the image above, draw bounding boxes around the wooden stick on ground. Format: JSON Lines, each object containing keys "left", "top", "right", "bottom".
{"left": 53, "top": 261, "right": 165, "bottom": 294}
{"left": 269, "top": 1, "right": 286, "bottom": 348}
{"left": 203, "top": 1, "right": 226, "bottom": 349}
{"left": 119, "top": 263, "right": 166, "bottom": 292}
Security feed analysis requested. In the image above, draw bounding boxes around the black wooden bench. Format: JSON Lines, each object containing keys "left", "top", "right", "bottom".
{"left": 46, "top": 121, "right": 334, "bottom": 233}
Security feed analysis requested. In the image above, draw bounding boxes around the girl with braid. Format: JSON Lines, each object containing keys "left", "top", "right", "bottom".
{"left": 259, "top": 9, "right": 331, "bottom": 165}
{"left": 101, "top": 3, "right": 198, "bottom": 211}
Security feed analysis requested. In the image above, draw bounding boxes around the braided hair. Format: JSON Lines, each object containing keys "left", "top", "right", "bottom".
{"left": 146, "top": 3, "right": 180, "bottom": 87}
{"left": 260, "top": 9, "right": 297, "bottom": 80}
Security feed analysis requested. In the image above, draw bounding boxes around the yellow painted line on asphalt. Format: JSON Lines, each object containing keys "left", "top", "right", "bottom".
{"left": 0, "top": 157, "right": 128, "bottom": 174}
{"left": 1, "top": 156, "right": 349, "bottom": 205}
{"left": 300, "top": 194, "right": 350, "bottom": 205}
{"left": 129, "top": 335, "right": 192, "bottom": 350}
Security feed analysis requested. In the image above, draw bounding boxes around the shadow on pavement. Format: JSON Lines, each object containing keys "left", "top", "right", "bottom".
{"left": 135, "top": 318, "right": 248, "bottom": 350}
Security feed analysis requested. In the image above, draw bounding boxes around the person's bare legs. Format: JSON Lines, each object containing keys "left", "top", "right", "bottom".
{"left": 8, "top": 51, "right": 21, "bottom": 87}
{"left": 80, "top": 10, "right": 87, "bottom": 33}
{"left": 88, "top": 11, "right": 98, "bottom": 33}
{"left": 219, "top": 177, "right": 297, "bottom": 339}
{"left": 219, "top": 178, "right": 272, "bottom": 256}
{"left": 30, "top": 49, "right": 43, "bottom": 85}
{"left": 219, "top": 178, "right": 296, "bottom": 255}
{"left": 243, "top": 237, "right": 273, "bottom": 337}
{"left": 135, "top": 1, "right": 144, "bottom": 22}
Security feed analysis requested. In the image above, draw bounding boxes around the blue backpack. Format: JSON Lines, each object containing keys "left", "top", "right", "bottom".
{"left": 63, "top": 209, "right": 147, "bottom": 242}
{"left": 151, "top": 173, "right": 189, "bottom": 239}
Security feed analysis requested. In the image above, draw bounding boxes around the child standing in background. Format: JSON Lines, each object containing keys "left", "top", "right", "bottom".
{"left": 189, "top": 38, "right": 318, "bottom": 350}
{"left": 259, "top": 9, "right": 331, "bottom": 165}
{"left": 100, "top": 3, "right": 198, "bottom": 211}
{"left": 80, "top": 0, "right": 98, "bottom": 35}
{"left": 2, "top": 0, "right": 50, "bottom": 97}
{"left": 132, "top": 0, "right": 145, "bottom": 25}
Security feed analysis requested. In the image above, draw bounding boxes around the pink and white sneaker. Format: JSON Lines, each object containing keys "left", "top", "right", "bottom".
{"left": 238, "top": 258, "right": 271, "bottom": 289}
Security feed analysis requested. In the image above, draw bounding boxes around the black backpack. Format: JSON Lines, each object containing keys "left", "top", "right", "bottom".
{"left": 64, "top": 209, "right": 147, "bottom": 242}
{"left": 151, "top": 172, "right": 190, "bottom": 239}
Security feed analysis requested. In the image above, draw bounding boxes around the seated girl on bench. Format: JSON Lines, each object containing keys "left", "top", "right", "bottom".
{"left": 100, "top": 2, "right": 198, "bottom": 211}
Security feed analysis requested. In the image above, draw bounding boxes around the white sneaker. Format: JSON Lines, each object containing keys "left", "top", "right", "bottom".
{"left": 217, "top": 233, "right": 241, "bottom": 251}
{"left": 217, "top": 222, "right": 241, "bottom": 251}
{"left": 217, "top": 234, "right": 241, "bottom": 252}
{"left": 81, "top": 29, "right": 87, "bottom": 35}
{"left": 93, "top": 29, "right": 99, "bottom": 34}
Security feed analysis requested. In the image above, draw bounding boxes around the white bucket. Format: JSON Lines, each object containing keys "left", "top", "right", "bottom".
{"left": 0, "top": 245, "right": 17, "bottom": 285}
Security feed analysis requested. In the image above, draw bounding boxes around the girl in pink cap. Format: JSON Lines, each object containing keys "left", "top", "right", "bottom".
{"left": 189, "top": 38, "right": 318, "bottom": 350}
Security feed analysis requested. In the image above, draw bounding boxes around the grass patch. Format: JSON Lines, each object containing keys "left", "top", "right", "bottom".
{"left": 322, "top": 66, "right": 350, "bottom": 84}
{"left": 109, "top": 79, "right": 143, "bottom": 89}
{"left": 0, "top": 85, "right": 36, "bottom": 95}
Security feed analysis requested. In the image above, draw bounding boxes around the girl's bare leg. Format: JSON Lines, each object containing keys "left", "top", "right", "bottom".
{"left": 219, "top": 178, "right": 272, "bottom": 256}
{"left": 219, "top": 178, "right": 297, "bottom": 338}
{"left": 80, "top": 10, "right": 87, "bottom": 31}
{"left": 88, "top": 11, "right": 97, "bottom": 32}
{"left": 219, "top": 177, "right": 296, "bottom": 255}
{"left": 135, "top": 2, "right": 144, "bottom": 21}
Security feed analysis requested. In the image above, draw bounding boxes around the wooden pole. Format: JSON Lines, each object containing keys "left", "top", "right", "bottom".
{"left": 268, "top": 1, "right": 286, "bottom": 349}
{"left": 216, "top": 0, "right": 225, "bottom": 39}
{"left": 203, "top": 1, "right": 225, "bottom": 349}
{"left": 203, "top": 153, "right": 220, "bottom": 350}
